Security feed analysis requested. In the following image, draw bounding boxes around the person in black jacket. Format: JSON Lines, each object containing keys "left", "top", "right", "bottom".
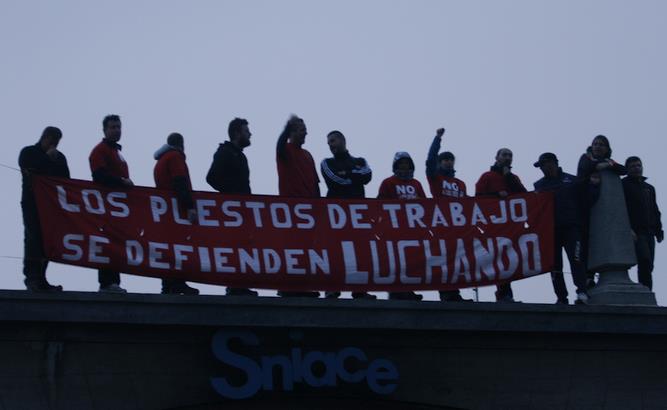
{"left": 533, "top": 153, "right": 588, "bottom": 305}
{"left": 206, "top": 118, "right": 257, "bottom": 297}
{"left": 321, "top": 131, "right": 372, "bottom": 199}
{"left": 206, "top": 117, "right": 252, "bottom": 195}
{"left": 623, "top": 156, "right": 663, "bottom": 290}
{"left": 321, "top": 131, "right": 374, "bottom": 300}
{"left": 18, "top": 126, "right": 70, "bottom": 292}
{"left": 576, "top": 135, "right": 627, "bottom": 181}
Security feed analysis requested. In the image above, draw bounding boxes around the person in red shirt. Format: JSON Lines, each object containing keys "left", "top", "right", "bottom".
{"left": 378, "top": 151, "right": 425, "bottom": 301}
{"left": 378, "top": 152, "right": 426, "bottom": 200}
{"left": 475, "top": 148, "right": 526, "bottom": 199}
{"left": 475, "top": 148, "right": 527, "bottom": 303}
{"left": 426, "top": 128, "right": 467, "bottom": 199}
{"left": 276, "top": 115, "right": 320, "bottom": 198}
{"left": 89, "top": 115, "right": 133, "bottom": 293}
{"left": 153, "top": 133, "right": 199, "bottom": 295}
{"left": 276, "top": 115, "right": 320, "bottom": 298}
{"left": 425, "top": 128, "right": 472, "bottom": 302}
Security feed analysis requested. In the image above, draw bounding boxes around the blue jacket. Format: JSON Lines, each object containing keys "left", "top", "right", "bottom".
{"left": 534, "top": 170, "right": 583, "bottom": 228}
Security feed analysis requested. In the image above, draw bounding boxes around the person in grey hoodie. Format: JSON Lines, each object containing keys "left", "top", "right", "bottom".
{"left": 153, "top": 133, "right": 199, "bottom": 295}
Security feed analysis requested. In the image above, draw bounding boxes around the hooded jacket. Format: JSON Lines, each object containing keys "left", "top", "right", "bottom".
{"left": 425, "top": 134, "right": 466, "bottom": 198}
{"left": 206, "top": 141, "right": 251, "bottom": 195}
{"left": 378, "top": 152, "right": 426, "bottom": 200}
{"left": 154, "top": 144, "right": 194, "bottom": 210}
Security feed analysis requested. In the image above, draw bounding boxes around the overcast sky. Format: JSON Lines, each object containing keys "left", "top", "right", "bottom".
{"left": 1, "top": 0, "right": 665, "bottom": 303}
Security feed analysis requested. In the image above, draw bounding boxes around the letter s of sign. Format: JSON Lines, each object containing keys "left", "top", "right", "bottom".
{"left": 210, "top": 330, "right": 262, "bottom": 399}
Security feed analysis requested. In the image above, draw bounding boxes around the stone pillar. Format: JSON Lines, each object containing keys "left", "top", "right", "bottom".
{"left": 587, "top": 169, "right": 656, "bottom": 305}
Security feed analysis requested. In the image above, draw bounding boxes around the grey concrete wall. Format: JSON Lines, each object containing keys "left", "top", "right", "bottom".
{"left": 0, "top": 291, "right": 666, "bottom": 410}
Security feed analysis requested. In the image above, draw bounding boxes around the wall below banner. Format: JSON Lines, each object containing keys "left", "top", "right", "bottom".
{"left": 0, "top": 290, "right": 666, "bottom": 409}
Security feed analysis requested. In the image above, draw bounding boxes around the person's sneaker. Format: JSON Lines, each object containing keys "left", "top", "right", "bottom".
{"left": 440, "top": 293, "right": 473, "bottom": 302}
{"left": 556, "top": 298, "right": 569, "bottom": 305}
{"left": 324, "top": 291, "right": 341, "bottom": 299}
{"left": 389, "top": 292, "right": 423, "bottom": 301}
{"left": 226, "top": 287, "right": 258, "bottom": 297}
{"left": 496, "top": 296, "right": 521, "bottom": 303}
{"left": 352, "top": 292, "right": 377, "bottom": 300}
{"left": 26, "top": 281, "right": 63, "bottom": 292}
{"left": 99, "top": 283, "right": 127, "bottom": 294}
{"left": 163, "top": 283, "right": 200, "bottom": 295}
{"left": 278, "top": 291, "right": 320, "bottom": 298}
{"left": 575, "top": 292, "right": 589, "bottom": 305}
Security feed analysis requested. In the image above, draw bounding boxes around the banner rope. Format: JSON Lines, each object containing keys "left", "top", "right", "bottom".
{"left": 0, "top": 163, "right": 21, "bottom": 172}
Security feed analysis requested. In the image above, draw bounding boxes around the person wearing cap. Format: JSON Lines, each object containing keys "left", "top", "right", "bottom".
{"left": 425, "top": 128, "right": 472, "bottom": 302}
{"left": 533, "top": 152, "right": 589, "bottom": 304}
{"left": 378, "top": 151, "right": 426, "bottom": 301}
{"left": 475, "top": 147, "right": 526, "bottom": 302}
{"left": 622, "top": 156, "right": 663, "bottom": 290}
{"left": 321, "top": 130, "right": 375, "bottom": 300}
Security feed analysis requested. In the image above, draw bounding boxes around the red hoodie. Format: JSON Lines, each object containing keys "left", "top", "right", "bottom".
{"left": 378, "top": 176, "right": 426, "bottom": 199}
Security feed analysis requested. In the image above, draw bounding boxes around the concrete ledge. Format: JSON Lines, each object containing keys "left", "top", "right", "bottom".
{"left": 2, "top": 290, "right": 667, "bottom": 409}
{"left": 1, "top": 289, "right": 666, "bottom": 335}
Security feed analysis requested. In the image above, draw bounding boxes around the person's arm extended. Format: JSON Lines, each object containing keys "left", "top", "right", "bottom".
{"left": 426, "top": 128, "right": 444, "bottom": 178}
{"left": 276, "top": 126, "right": 290, "bottom": 161}
{"left": 609, "top": 160, "right": 627, "bottom": 176}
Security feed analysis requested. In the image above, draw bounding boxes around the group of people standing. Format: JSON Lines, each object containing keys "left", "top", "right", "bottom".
{"left": 18, "top": 115, "right": 663, "bottom": 305}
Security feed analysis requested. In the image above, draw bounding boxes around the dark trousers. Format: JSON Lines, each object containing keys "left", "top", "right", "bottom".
{"left": 21, "top": 202, "right": 48, "bottom": 285}
{"left": 99, "top": 269, "right": 120, "bottom": 287}
{"left": 439, "top": 290, "right": 463, "bottom": 300}
{"left": 551, "top": 226, "right": 588, "bottom": 299}
{"left": 162, "top": 278, "right": 187, "bottom": 291}
{"left": 635, "top": 233, "right": 656, "bottom": 290}
{"left": 495, "top": 283, "right": 514, "bottom": 301}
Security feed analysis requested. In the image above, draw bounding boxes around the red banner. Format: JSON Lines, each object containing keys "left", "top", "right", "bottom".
{"left": 32, "top": 176, "right": 554, "bottom": 291}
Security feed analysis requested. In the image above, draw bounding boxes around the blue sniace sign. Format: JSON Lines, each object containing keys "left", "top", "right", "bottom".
{"left": 210, "top": 329, "right": 400, "bottom": 400}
